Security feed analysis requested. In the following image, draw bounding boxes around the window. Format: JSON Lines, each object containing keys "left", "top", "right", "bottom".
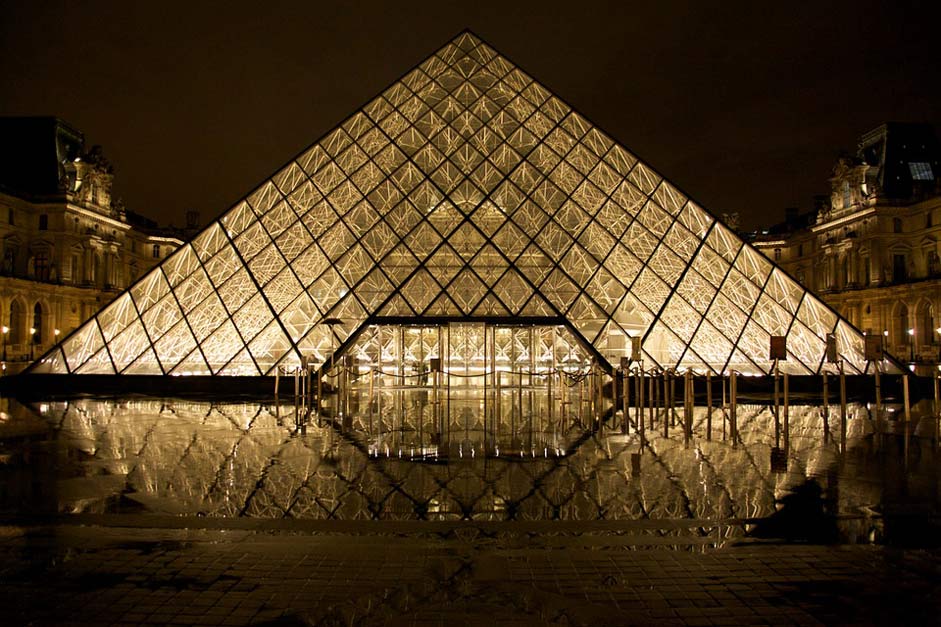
{"left": 893, "top": 217, "right": 903, "bottom": 233}
{"left": 862, "top": 256, "right": 870, "bottom": 284}
{"left": 2, "top": 248, "right": 14, "bottom": 275}
{"left": 9, "top": 301, "right": 22, "bottom": 344}
{"left": 152, "top": 244, "right": 160, "bottom": 258}
{"left": 797, "top": 243, "right": 804, "bottom": 257}
{"left": 918, "top": 302, "right": 935, "bottom": 345}
{"left": 842, "top": 180, "right": 851, "bottom": 208}
{"left": 70, "top": 255, "right": 78, "bottom": 283}
{"left": 897, "top": 303, "right": 910, "bottom": 347}
{"left": 909, "top": 162, "right": 934, "bottom": 181}
{"left": 928, "top": 212, "right": 934, "bottom": 228}
{"left": 7, "top": 208, "right": 13, "bottom": 225}
{"left": 34, "top": 252, "right": 49, "bottom": 281}
{"left": 893, "top": 254, "right": 907, "bottom": 282}
{"left": 38, "top": 214, "right": 48, "bottom": 230}
{"left": 773, "top": 248, "right": 781, "bottom": 261}
{"left": 32, "top": 303, "right": 42, "bottom": 344}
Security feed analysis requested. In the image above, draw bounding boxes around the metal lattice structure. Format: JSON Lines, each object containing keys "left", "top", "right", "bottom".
{"left": 29, "top": 31, "right": 895, "bottom": 377}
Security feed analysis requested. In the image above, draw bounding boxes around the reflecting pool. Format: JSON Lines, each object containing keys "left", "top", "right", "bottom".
{"left": 0, "top": 395, "right": 937, "bottom": 543}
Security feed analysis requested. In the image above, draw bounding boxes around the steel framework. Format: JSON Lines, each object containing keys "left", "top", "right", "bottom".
{"left": 28, "top": 31, "right": 898, "bottom": 378}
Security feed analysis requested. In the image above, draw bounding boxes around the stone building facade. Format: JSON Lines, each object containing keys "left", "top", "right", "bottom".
{"left": 0, "top": 117, "right": 186, "bottom": 369}
{"left": 753, "top": 122, "right": 941, "bottom": 370}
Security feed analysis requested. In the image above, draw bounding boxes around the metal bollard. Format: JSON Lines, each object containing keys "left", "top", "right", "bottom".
{"left": 839, "top": 362, "right": 847, "bottom": 455}
{"left": 730, "top": 371, "right": 737, "bottom": 445}
{"left": 783, "top": 372, "right": 790, "bottom": 454}
{"left": 706, "top": 371, "right": 713, "bottom": 441}
{"left": 822, "top": 371, "right": 829, "bottom": 443}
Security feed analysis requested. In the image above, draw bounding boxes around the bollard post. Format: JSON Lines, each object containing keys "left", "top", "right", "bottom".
{"left": 706, "top": 371, "right": 713, "bottom": 441}
{"left": 839, "top": 361, "right": 847, "bottom": 455}
{"left": 783, "top": 372, "right": 790, "bottom": 455}
{"left": 874, "top": 366, "right": 882, "bottom": 441}
{"left": 664, "top": 371, "right": 670, "bottom": 438}
{"left": 822, "top": 371, "right": 829, "bottom": 443}
{"left": 367, "top": 365, "right": 375, "bottom": 435}
{"left": 903, "top": 374, "right": 911, "bottom": 467}
{"left": 934, "top": 372, "right": 940, "bottom": 447}
{"left": 684, "top": 370, "right": 692, "bottom": 447}
{"left": 622, "top": 367, "right": 629, "bottom": 434}
{"left": 721, "top": 374, "right": 727, "bottom": 441}
{"left": 773, "top": 360, "right": 781, "bottom": 449}
{"left": 637, "top": 368, "right": 645, "bottom": 448}
{"left": 294, "top": 367, "right": 299, "bottom": 407}
{"left": 730, "top": 371, "right": 737, "bottom": 445}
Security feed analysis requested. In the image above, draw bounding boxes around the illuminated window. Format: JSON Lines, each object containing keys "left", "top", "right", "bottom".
{"left": 32, "top": 303, "right": 42, "bottom": 344}
{"left": 909, "top": 162, "right": 934, "bottom": 181}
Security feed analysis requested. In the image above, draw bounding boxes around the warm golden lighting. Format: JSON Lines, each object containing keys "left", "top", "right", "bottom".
{"left": 26, "top": 31, "right": 899, "bottom": 379}
{"left": 1, "top": 326, "right": 7, "bottom": 335}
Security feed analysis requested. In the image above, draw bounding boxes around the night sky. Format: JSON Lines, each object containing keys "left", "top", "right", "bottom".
{"left": 2, "top": 1, "right": 939, "bottom": 231}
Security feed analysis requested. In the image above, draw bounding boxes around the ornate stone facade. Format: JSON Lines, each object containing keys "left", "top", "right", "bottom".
{"left": 0, "top": 117, "right": 186, "bottom": 370}
{"left": 753, "top": 123, "right": 941, "bottom": 371}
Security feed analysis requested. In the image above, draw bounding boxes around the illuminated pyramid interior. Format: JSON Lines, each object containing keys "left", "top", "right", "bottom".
{"left": 31, "top": 31, "right": 892, "bottom": 378}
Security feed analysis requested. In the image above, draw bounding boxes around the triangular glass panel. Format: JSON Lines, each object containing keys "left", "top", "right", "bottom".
{"left": 62, "top": 319, "right": 105, "bottom": 372}
{"left": 198, "top": 319, "right": 244, "bottom": 374}
{"left": 472, "top": 292, "right": 511, "bottom": 316}
{"left": 108, "top": 319, "right": 152, "bottom": 372}
{"left": 122, "top": 347, "right": 164, "bottom": 375}
{"left": 217, "top": 347, "right": 260, "bottom": 376}
{"left": 449, "top": 269, "right": 488, "bottom": 314}
{"left": 75, "top": 347, "right": 115, "bottom": 374}
{"left": 170, "top": 349, "right": 212, "bottom": 376}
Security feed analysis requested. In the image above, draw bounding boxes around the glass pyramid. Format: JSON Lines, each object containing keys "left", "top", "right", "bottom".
{"left": 29, "top": 31, "right": 898, "bottom": 378}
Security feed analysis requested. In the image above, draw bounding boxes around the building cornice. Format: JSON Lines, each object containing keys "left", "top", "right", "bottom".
{"left": 66, "top": 203, "right": 131, "bottom": 231}
{"left": 811, "top": 207, "right": 876, "bottom": 233}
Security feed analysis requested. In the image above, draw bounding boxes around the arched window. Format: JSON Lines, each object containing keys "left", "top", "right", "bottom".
{"left": 918, "top": 301, "right": 936, "bottom": 345}
{"left": 896, "top": 303, "right": 910, "bottom": 347}
{"left": 9, "top": 300, "right": 22, "bottom": 344}
{"left": 32, "top": 303, "right": 43, "bottom": 345}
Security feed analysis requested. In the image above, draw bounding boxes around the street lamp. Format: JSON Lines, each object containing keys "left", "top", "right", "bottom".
{"left": 29, "top": 327, "right": 35, "bottom": 361}
{"left": 908, "top": 327, "right": 915, "bottom": 363}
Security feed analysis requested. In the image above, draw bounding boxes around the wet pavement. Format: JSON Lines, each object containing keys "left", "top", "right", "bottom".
{"left": 0, "top": 396, "right": 939, "bottom": 624}
{"left": 1, "top": 518, "right": 939, "bottom": 626}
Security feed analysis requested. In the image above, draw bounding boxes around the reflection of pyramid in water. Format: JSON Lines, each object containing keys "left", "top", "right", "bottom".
{"left": 31, "top": 31, "right": 895, "bottom": 377}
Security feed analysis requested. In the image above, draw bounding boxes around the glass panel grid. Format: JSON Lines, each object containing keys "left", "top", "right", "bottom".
{"left": 38, "top": 31, "right": 890, "bottom": 379}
